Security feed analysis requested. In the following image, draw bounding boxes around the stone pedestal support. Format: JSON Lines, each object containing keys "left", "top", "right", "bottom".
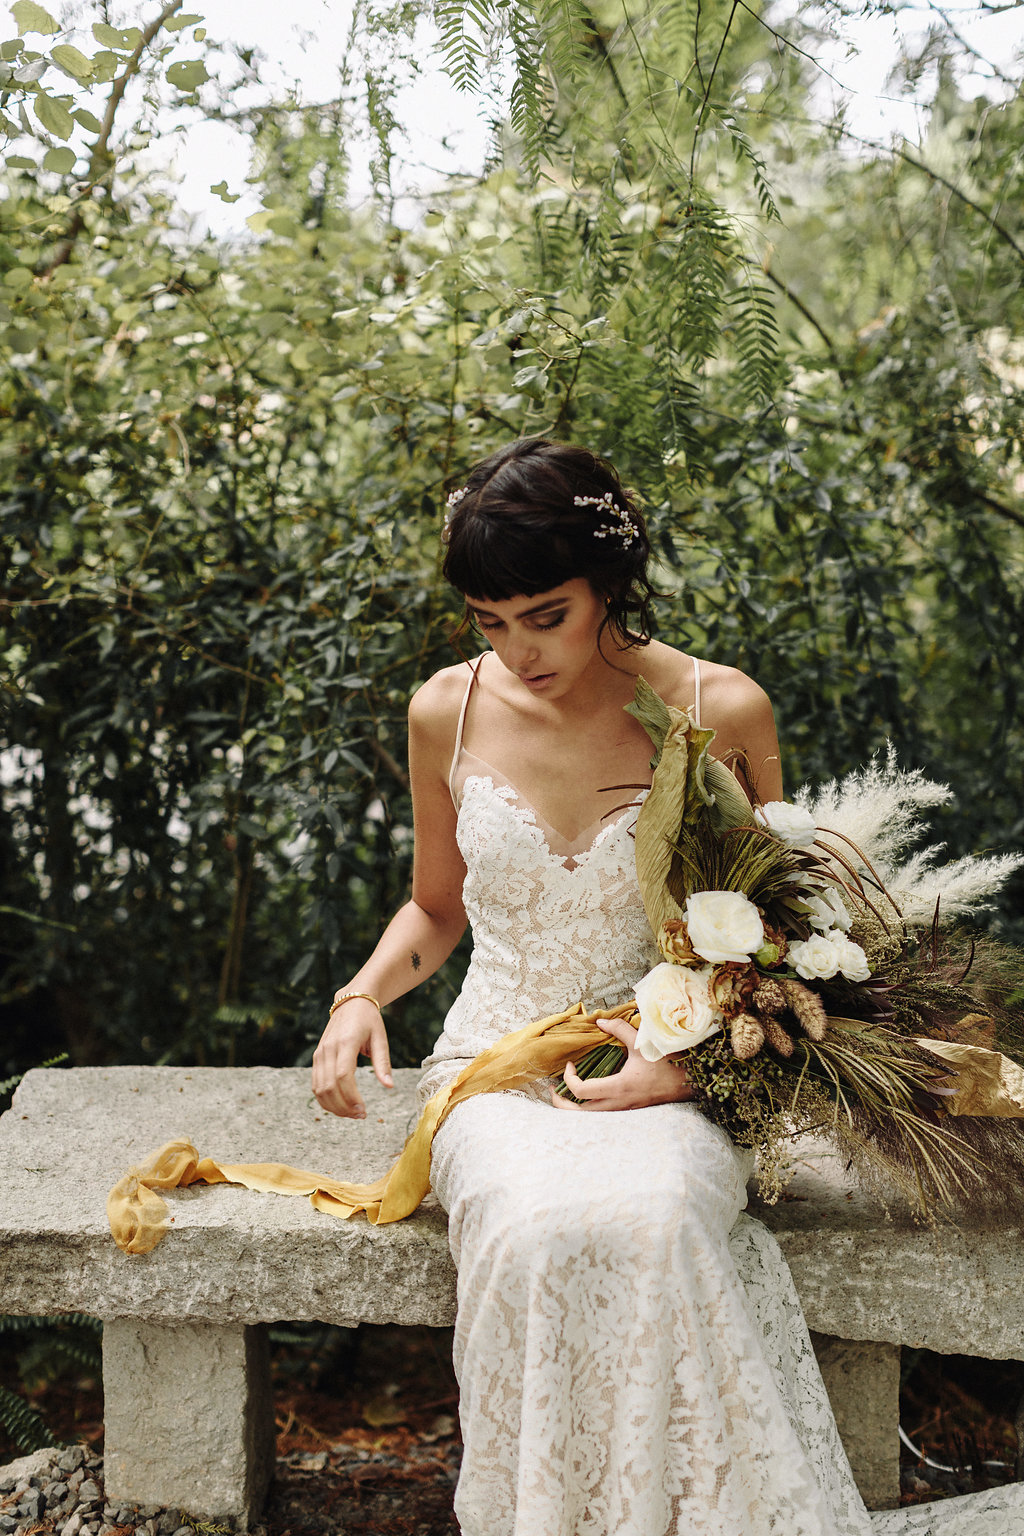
{"left": 811, "top": 1332, "right": 901, "bottom": 1510}
{"left": 102, "top": 1318, "right": 275, "bottom": 1523}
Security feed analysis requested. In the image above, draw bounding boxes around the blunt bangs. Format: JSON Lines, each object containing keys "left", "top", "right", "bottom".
{"left": 442, "top": 509, "right": 577, "bottom": 603}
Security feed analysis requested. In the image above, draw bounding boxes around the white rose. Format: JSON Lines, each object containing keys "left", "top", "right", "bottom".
{"left": 634, "top": 963, "right": 723, "bottom": 1062}
{"left": 788, "top": 932, "right": 841, "bottom": 980}
{"left": 755, "top": 801, "right": 818, "bottom": 849}
{"left": 684, "top": 890, "right": 765, "bottom": 965}
{"left": 801, "top": 888, "right": 853, "bottom": 934}
{"left": 829, "top": 933, "right": 871, "bottom": 982}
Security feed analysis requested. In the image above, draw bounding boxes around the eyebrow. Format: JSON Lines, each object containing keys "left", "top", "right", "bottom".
{"left": 467, "top": 597, "right": 569, "bottom": 619}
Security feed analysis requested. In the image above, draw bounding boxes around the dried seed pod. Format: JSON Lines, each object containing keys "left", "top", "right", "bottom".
{"left": 752, "top": 979, "right": 787, "bottom": 1016}
{"left": 730, "top": 1013, "right": 765, "bottom": 1060}
{"left": 762, "top": 1016, "right": 796, "bottom": 1058}
{"left": 782, "top": 978, "right": 829, "bottom": 1041}
{"left": 711, "top": 961, "right": 758, "bottom": 1017}
{"left": 658, "top": 919, "right": 700, "bottom": 966}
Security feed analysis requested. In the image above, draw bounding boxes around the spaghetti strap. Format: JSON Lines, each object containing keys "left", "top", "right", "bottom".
{"left": 448, "top": 655, "right": 486, "bottom": 802}
{"left": 692, "top": 655, "right": 702, "bottom": 727}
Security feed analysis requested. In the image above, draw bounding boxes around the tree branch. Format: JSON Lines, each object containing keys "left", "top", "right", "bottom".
{"left": 39, "top": 0, "right": 185, "bottom": 277}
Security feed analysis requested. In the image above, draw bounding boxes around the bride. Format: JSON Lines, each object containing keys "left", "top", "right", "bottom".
{"left": 312, "top": 438, "right": 1022, "bottom": 1536}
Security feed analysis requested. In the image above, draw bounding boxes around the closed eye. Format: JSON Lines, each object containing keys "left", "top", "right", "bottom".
{"left": 471, "top": 609, "right": 567, "bottom": 632}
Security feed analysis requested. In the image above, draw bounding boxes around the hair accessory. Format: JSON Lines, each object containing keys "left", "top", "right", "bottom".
{"left": 328, "top": 991, "right": 383, "bottom": 1020}
{"left": 442, "top": 486, "right": 468, "bottom": 542}
{"left": 573, "top": 490, "right": 638, "bottom": 549}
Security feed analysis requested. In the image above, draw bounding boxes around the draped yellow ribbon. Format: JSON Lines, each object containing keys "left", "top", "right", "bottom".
{"left": 107, "top": 1003, "right": 636, "bottom": 1255}
{"left": 107, "top": 1005, "right": 1024, "bottom": 1255}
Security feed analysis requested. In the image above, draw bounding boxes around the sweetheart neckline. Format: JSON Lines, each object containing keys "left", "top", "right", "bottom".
{"left": 460, "top": 769, "right": 649, "bottom": 870}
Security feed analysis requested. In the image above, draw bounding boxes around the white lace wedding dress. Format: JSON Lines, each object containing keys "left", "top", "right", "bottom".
{"left": 418, "top": 660, "right": 1024, "bottom": 1536}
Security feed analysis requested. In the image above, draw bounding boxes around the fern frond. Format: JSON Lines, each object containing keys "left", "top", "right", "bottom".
{"left": 0, "top": 1383, "right": 55, "bottom": 1453}
{"left": 666, "top": 199, "right": 732, "bottom": 368}
{"left": 722, "top": 117, "right": 780, "bottom": 223}
{"left": 727, "top": 278, "right": 779, "bottom": 403}
{"left": 507, "top": 6, "right": 553, "bottom": 177}
{"left": 434, "top": 0, "right": 491, "bottom": 94}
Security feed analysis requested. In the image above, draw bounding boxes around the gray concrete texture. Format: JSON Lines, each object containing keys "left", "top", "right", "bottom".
{"left": 102, "top": 1319, "right": 275, "bottom": 1523}
{"left": 0, "top": 1066, "right": 455, "bottom": 1330}
{"left": 810, "top": 1335, "right": 901, "bottom": 1511}
{"left": 3, "top": 1066, "right": 1024, "bottom": 1357}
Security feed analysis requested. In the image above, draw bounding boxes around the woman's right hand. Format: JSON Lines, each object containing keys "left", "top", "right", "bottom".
{"left": 312, "top": 997, "right": 393, "bottom": 1120}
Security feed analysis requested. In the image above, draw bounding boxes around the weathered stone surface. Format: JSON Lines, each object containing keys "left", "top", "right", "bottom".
{"left": 103, "top": 1318, "right": 274, "bottom": 1522}
{"left": 0, "top": 1449, "right": 60, "bottom": 1487}
{"left": 751, "top": 1141, "right": 1024, "bottom": 1358}
{"left": 3, "top": 1068, "right": 1024, "bottom": 1359}
{"left": 5, "top": 1066, "right": 1024, "bottom": 1523}
{"left": 810, "top": 1333, "right": 900, "bottom": 1510}
{"left": 0, "top": 1066, "right": 456, "bottom": 1328}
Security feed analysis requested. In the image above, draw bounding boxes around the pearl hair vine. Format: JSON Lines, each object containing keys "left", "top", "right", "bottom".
{"left": 573, "top": 490, "right": 639, "bottom": 549}
{"left": 441, "top": 485, "right": 468, "bottom": 541}
{"left": 441, "top": 482, "right": 638, "bottom": 550}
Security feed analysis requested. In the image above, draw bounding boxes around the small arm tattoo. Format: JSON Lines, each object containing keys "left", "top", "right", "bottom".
{"left": 411, "top": 951, "right": 421, "bottom": 971}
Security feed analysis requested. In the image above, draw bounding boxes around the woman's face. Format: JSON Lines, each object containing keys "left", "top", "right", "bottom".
{"left": 463, "top": 579, "right": 609, "bottom": 699}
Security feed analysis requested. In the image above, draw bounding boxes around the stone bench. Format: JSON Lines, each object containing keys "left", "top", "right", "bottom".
{"left": 1, "top": 1067, "right": 1022, "bottom": 1524}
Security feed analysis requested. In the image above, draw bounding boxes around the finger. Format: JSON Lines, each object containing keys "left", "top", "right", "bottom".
{"left": 561, "top": 1061, "right": 606, "bottom": 1099}
{"left": 548, "top": 1086, "right": 584, "bottom": 1111}
{"left": 314, "top": 1080, "right": 366, "bottom": 1120}
{"left": 596, "top": 1016, "right": 639, "bottom": 1049}
{"left": 367, "top": 1022, "right": 394, "bottom": 1089}
{"left": 313, "top": 1047, "right": 367, "bottom": 1119}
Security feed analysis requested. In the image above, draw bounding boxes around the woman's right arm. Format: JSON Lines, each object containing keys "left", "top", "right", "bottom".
{"left": 311, "top": 673, "right": 469, "bottom": 1120}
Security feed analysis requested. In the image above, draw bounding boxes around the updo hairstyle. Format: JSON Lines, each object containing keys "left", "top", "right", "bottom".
{"left": 441, "top": 438, "right": 655, "bottom": 648}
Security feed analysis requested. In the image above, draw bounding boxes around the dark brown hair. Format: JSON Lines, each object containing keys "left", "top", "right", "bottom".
{"left": 441, "top": 439, "right": 655, "bottom": 647}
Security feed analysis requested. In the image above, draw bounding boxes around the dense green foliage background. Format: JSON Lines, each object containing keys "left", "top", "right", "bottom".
{"left": 2, "top": 0, "right": 1022, "bottom": 1084}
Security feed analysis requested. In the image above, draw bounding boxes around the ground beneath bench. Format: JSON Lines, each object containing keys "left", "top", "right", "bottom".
{"left": 1, "top": 1324, "right": 1019, "bottom": 1532}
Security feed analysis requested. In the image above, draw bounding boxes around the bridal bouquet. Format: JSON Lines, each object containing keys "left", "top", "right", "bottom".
{"left": 559, "top": 680, "right": 1024, "bottom": 1213}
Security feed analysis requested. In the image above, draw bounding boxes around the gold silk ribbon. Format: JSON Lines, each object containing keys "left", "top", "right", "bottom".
{"left": 107, "top": 1003, "right": 637, "bottom": 1255}
{"left": 106, "top": 1005, "right": 1024, "bottom": 1255}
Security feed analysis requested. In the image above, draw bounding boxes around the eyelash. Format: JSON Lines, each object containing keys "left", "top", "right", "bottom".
{"left": 475, "top": 613, "right": 566, "bottom": 633}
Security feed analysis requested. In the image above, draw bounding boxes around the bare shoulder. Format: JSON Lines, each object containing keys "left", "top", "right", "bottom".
{"left": 697, "top": 659, "right": 774, "bottom": 727}
{"left": 408, "top": 662, "right": 475, "bottom": 767}
{"left": 638, "top": 643, "right": 780, "bottom": 797}
{"left": 638, "top": 643, "right": 772, "bottom": 720}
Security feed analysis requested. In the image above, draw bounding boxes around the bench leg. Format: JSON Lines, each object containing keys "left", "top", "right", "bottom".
{"left": 811, "top": 1333, "right": 901, "bottom": 1510}
{"left": 102, "top": 1318, "right": 276, "bottom": 1522}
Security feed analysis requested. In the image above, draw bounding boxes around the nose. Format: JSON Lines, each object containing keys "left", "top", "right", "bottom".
{"left": 503, "top": 627, "right": 539, "bottom": 675}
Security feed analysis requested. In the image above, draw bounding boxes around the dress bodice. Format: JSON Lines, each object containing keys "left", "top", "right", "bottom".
{"left": 417, "top": 767, "right": 659, "bottom": 1101}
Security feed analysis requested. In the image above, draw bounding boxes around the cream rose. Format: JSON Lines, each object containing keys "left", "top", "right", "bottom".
{"left": 684, "top": 890, "right": 765, "bottom": 965}
{"left": 829, "top": 933, "right": 871, "bottom": 982}
{"left": 755, "top": 801, "right": 818, "bottom": 849}
{"left": 634, "top": 962, "right": 723, "bottom": 1061}
{"left": 787, "top": 932, "right": 841, "bottom": 980}
{"left": 801, "top": 888, "right": 853, "bottom": 934}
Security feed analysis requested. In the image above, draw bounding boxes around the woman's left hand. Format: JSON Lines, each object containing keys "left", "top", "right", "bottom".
{"left": 550, "top": 1015, "right": 694, "bottom": 1112}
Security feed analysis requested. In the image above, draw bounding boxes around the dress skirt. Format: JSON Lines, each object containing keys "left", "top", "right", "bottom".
{"left": 431, "top": 1092, "right": 872, "bottom": 1536}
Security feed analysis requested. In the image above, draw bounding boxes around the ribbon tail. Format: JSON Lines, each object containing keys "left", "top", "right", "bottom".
{"left": 107, "top": 1005, "right": 635, "bottom": 1252}
{"left": 106, "top": 1137, "right": 204, "bottom": 1255}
